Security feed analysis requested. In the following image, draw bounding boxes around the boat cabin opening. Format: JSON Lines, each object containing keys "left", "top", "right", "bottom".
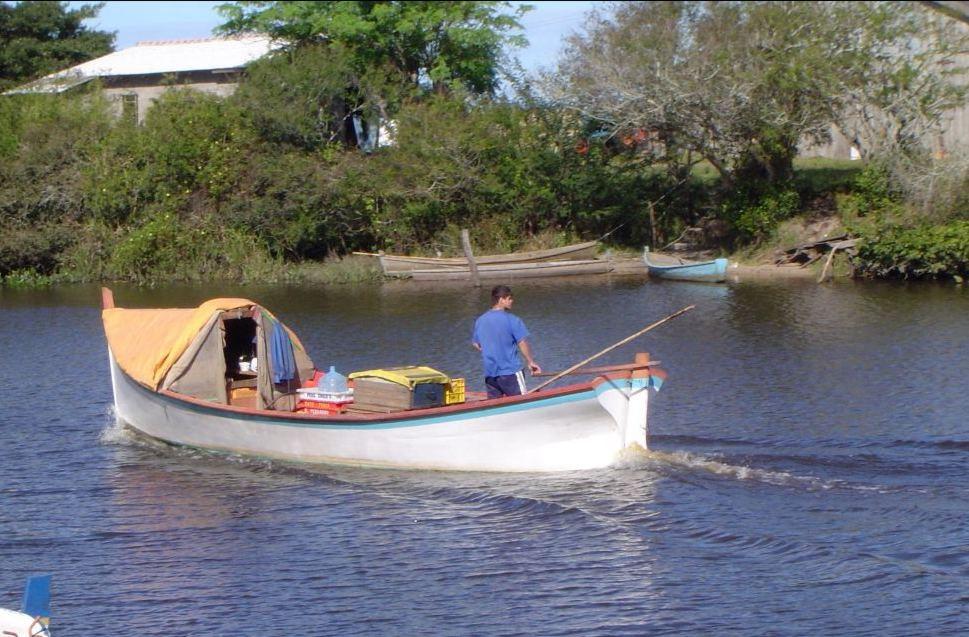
{"left": 223, "top": 313, "right": 257, "bottom": 376}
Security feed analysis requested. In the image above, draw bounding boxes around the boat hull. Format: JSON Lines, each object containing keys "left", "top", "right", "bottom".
{"left": 109, "top": 355, "right": 649, "bottom": 472}
{"left": 408, "top": 259, "right": 613, "bottom": 281}
{"left": 644, "top": 254, "right": 728, "bottom": 282}
{"left": 377, "top": 240, "right": 599, "bottom": 272}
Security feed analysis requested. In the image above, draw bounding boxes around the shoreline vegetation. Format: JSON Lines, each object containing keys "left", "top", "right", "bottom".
{"left": 2, "top": 2, "right": 967, "bottom": 289}
{"left": 4, "top": 150, "right": 964, "bottom": 289}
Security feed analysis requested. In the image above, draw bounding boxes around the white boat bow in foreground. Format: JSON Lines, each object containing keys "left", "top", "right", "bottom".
{"left": 0, "top": 575, "right": 51, "bottom": 637}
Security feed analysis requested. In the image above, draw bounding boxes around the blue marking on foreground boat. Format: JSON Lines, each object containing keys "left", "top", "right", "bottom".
{"left": 593, "top": 376, "right": 662, "bottom": 395}
{"left": 21, "top": 574, "right": 51, "bottom": 622}
{"left": 150, "top": 379, "right": 597, "bottom": 430}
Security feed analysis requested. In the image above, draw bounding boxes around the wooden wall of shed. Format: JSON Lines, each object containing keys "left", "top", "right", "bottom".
{"left": 800, "top": 48, "right": 969, "bottom": 160}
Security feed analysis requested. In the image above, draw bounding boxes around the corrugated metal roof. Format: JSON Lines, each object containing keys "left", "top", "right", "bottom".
{"left": 6, "top": 35, "right": 276, "bottom": 95}
{"left": 7, "top": 74, "right": 97, "bottom": 95}
{"left": 926, "top": 1, "right": 969, "bottom": 24}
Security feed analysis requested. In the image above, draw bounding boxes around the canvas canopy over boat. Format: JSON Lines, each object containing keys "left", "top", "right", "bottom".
{"left": 101, "top": 288, "right": 670, "bottom": 472}
{"left": 355, "top": 240, "right": 600, "bottom": 274}
{"left": 643, "top": 248, "right": 729, "bottom": 283}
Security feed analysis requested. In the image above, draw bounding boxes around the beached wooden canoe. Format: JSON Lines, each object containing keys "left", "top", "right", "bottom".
{"left": 101, "top": 289, "right": 666, "bottom": 472}
{"left": 408, "top": 258, "right": 614, "bottom": 281}
{"left": 355, "top": 240, "right": 600, "bottom": 273}
{"left": 643, "top": 249, "right": 729, "bottom": 282}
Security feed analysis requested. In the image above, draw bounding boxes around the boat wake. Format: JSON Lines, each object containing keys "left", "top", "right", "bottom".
{"left": 638, "top": 448, "right": 885, "bottom": 492}
{"left": 99, "top": 407, "right": 185, "bottom": 455}
{"left": 98, "top": 406, "right": 129, "bottom": 444}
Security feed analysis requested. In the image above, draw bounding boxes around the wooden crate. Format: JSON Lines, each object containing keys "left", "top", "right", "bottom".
{"left": 445, "top": 378, "right": 465, "bottom": 405}
{"left": 350, "top": 377, "right": 445, "bottom": 412}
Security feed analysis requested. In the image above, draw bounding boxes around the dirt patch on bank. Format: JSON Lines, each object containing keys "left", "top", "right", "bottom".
{"left": 727, "top": 262, "right": 819, "bottom": 281}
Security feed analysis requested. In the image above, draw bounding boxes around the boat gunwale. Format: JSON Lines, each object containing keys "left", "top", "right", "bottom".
{"left": 643, "top": 254, "right": 727, "bottom": 271}
{"left": 129, "top": 365, "right": 623, "bottom": 425}
{"left": 409, "top": 258, "right": 608, "bottom": 274}
{"left": 378, "top": 240, "right": 599, "bottom": 267}
{"left": 407, "top": 259, "right": 615, "bottom": 281}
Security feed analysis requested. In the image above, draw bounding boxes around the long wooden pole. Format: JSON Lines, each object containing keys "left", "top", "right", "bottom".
{"left": 817, "top": 245, "right": 837, "bottom": 283}
{"left": 532, "top": 360, "right": 662, "bottom": 378}
{"left": 528, "top": 305, "right": 695, "bottom": 393}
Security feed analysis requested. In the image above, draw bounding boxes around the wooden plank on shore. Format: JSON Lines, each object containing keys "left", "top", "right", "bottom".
{"left": 782, "top": 235, "right": 849, "bottom": 254}
{"left": 461, "top": 228, "right": 480, "bottom": 287}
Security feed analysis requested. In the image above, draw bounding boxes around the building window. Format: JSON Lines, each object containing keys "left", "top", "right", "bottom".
{"left": 121, "top": 93, "right": 138, "bottom": 124}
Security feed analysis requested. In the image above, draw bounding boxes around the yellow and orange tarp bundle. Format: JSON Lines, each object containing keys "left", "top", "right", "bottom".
{"left": 102, "top": 298, "right": 309, "bottom": 390}
{"left": 348, "top": 366, "right": 449, "bottom": 389}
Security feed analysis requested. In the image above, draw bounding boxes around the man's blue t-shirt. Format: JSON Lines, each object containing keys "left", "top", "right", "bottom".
{"left": 472, "top": 309, "right": 529, "bottom": 377}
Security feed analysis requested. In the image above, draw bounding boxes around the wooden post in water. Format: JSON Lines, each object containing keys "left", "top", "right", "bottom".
{"left": 632, "top": 352, "right": 651, "bottom": 379}
{"left": 460, "top": 228, "right": 481, "bottom": 287}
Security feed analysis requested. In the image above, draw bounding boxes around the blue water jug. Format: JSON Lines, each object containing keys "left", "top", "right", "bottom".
{"left": 320, "top": 365, "right": 348, "bottom": 395}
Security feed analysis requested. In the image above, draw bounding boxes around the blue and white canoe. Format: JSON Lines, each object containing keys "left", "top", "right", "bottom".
{"left": 101, "top": 290, "right": 667, "bottom": 473}
{"left": 643, "top": 248, "right": 729, "bottom": 282}
{"left": 0, "top": 575, "right": 52, "bottom": 637}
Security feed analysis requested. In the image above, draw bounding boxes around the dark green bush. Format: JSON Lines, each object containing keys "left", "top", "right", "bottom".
{"left": 106, "top": 209, "right": 282, "bottom": 283}
{"left": 0, "top": 92, "right": 115, "bottom": 278}
{"left": 224, "top": 150, "right": 378, "bottom": 260}
{"left": 855, "top": 221, "right": 969, "bottom": 280}
{"left": 721, "top": 184, "right": 801, "bottom": 242}
{"left": 0, "top": 223, "right": 75, "bottom": 275}
{"left": 83, "top": 90, "right": 252, "bottom": 224}
{"left": 840, "top": 161, "right": 904, "bottom": 219}
{"left": 233, "top": 43, "right": 387, "bottom": 151}
{"left": 364, "top": 96, "right": 673, "bottom": 253}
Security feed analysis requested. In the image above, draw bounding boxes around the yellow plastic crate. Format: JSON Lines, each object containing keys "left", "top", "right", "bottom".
{"left": 445, "top": 378, "right": 465, "bottom": 405}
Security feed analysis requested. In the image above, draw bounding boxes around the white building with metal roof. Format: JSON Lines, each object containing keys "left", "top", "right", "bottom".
{"left": 6, "top": 35, "right": 275, "bottom": 123}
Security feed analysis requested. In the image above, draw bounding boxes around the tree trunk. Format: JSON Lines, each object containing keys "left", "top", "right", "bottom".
{"left": 705, "top": 154, "right": 733, "bottom": 189}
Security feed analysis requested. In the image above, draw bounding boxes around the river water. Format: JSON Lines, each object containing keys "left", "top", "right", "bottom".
{"left": 1, "top": 276, "right": 967, "bottom": 635}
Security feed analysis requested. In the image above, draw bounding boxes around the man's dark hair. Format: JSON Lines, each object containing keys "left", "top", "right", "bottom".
{"left": 491, "top": 285, "right": 513, "bottom": 305}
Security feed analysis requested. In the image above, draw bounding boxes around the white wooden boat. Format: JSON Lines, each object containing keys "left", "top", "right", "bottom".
{"left": 355, "top": 240, "right": 600, "bottom": 273}
{"left": 0, "top": 575, "right": 51, "bottom": 637}
{"left": 409, "top": 258, "right": 614, "bottom": 281}
{"left": 101, "top": 289, "right": 667, "bottom": 473}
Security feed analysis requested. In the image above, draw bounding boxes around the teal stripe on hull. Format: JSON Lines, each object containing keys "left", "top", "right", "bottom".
{"left": 146, "top": 382, "right": 596, "bottom": 431}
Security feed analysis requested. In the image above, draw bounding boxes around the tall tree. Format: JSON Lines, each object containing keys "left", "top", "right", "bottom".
{"left": 545, "top": 1, "right": 967, "bottom": 187}
{"left": 216, "top": 1, "right": 529, "bottom": 95}
{"left": 0, "top": 1, "right": 115, "bottom": 91}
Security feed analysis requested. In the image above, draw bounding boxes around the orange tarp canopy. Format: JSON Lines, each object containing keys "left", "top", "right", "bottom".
{"left": 102, "top": 298, "right": 255, "bottom": 389}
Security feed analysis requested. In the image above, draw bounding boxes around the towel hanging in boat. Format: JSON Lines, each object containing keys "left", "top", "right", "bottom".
{"left": 266, "top": 315, "right": 297, "bottom": 383}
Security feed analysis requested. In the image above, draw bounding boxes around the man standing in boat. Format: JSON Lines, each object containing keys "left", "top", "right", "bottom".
{"left": 472, "top": 285, "right": 542, "bottom": 398}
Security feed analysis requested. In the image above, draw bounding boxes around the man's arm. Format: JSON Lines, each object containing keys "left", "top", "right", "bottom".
{"left": 518, "top": 339, "right": 541, "bottom": 374}
{"left": 472, "top": 318, "right": 481, "bottom": 351}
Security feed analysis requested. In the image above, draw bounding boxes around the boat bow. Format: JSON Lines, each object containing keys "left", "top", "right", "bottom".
{"left": 592, "top": 365, "right": 664, "bottom": 451}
